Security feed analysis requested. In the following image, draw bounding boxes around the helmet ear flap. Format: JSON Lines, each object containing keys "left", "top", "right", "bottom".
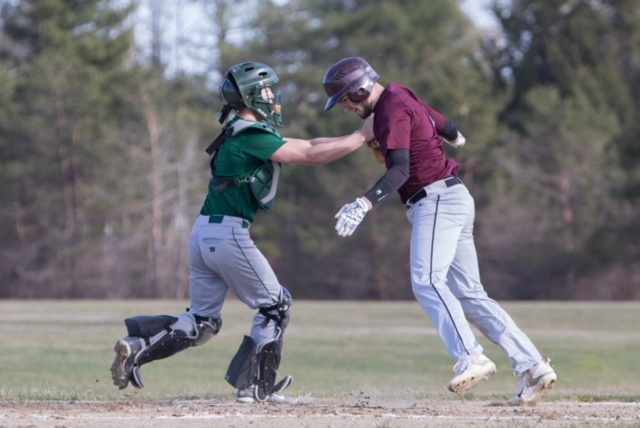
{"left": 220, "top": 76, "right": 243, "bottom": 107}
{"left": 347, "top": 87, "right": 371, "bottom": 104}
{"left": 219, "top": 76, "right": 244, "bottom": 124}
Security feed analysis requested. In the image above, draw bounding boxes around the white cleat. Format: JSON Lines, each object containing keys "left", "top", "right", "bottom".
{"left": 508, "top": 357, "right": 557, "bottom": 406}
{"left": 447, "top": 354, "right": 497, "bottom": 393}
{"left": 237, "top": 387, "right": 293, "bottom": 404}
{"left": 236, "top": 375, "right": 294, "bottom": 404}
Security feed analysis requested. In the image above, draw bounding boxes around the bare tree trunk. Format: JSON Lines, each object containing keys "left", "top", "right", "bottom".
{"left": 560, "top": 172, "right": 576, "bottom": 290}
{"left": 56, "top": 98, "right": 86, "bottom": 297}
{"left": 560, "top": 172, "right": 575, "bottom": 251}
{"left": 142, "top": 90, "right": 163, "bottom": 296}
{"left": 150, "top": 0, "right": 164, "bottom": 69}
{"left": 173, "top": 130, "right": 201, "bottom": 299}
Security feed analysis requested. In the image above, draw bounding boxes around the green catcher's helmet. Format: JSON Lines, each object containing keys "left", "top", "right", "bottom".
{"left": 219, "top": 62, "right": 283, "bottom": 127}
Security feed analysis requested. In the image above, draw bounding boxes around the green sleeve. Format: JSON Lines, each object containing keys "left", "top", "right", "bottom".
{"left": 242, "top": 129, "right": 286, "bottom": 162}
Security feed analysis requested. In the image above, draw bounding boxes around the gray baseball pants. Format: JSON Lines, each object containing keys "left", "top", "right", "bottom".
{"left": 188, "top": 215, "right": 284, "bottom": 350}
{"left": 406, "top": 178, "right": 542, "bottom": 375}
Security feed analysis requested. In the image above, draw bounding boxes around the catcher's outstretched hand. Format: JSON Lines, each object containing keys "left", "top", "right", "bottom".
{"left": 360, "top": 115, "right": 375, "bottom": 142}
{"left": 335, "top": 197, "right": 370, "bottom": 237}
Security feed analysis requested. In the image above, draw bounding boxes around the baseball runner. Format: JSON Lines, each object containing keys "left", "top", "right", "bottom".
{"left": 324, "top": 57, "right": 557, "bottom": 405}
{"left": 110, "top": 61, "right": 374, "bottom": 403}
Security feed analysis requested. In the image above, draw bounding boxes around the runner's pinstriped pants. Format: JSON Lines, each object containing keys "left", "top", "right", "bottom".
{"left": 406, "top": 178, "right": 542, "bottom": 375}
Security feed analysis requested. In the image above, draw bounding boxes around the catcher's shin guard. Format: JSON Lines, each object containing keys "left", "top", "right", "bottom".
{"left": 225, "top": 335, "right": 258, "bottom": 389}
{"left": 125, "top": 315, "right": 179, "bottom": 337}
{"left": 226, "top": 288, "right": 293, "bottom": 400}
{"left": 225, "top": 330, "right": 291, "bottom": 401}
{"left": 254, "top": 329, "right": 287, "bottom": 400}
{"left": 134, "top": 328, "right": 193, "bottom": 366}
{"left": 131, "top": 314, "right": 222, "bottom": 366}
{"left": 119, "top": 313, "right": 221, "bottom": 388}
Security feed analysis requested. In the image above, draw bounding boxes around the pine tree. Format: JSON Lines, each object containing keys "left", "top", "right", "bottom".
{"left": 482, "top": 0, "right": 639, "bottom": 298}
{"left": 213, "top": 0, "right": 498, "bottom": 299}
{"left": 0, "top": 0, "right": 135, "bottom": 297}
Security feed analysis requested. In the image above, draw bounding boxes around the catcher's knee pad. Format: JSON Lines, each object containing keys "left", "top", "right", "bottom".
{"left": 125, "top": 313, "right": 221, "bottom": 367}
{"left": 193, "top": 314, "right": 223, "bottom": 346}
{"left": 258, "top": 287, "right": 292, "bottom": 331}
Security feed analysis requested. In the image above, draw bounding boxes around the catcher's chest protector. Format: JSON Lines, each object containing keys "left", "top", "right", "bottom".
{"left": 207, "top": 119, "right": 283, "bottom": 210}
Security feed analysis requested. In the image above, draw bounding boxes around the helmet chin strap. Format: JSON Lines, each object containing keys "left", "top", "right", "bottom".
{"left": 218, "top": 105, "right": 234, "bottom": 124}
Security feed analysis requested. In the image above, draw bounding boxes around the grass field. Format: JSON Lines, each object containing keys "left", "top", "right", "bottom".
{"left": 1, "top": 299, "right": 639, "bottom": 405}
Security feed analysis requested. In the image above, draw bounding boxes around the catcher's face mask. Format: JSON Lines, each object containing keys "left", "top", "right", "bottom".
{"left": 251, "top": 84, "right": 283, "bottom": 127}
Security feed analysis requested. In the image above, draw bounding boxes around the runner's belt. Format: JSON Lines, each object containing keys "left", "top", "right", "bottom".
{"left": 406, "top": 176, "right": 462, "bottom": 206}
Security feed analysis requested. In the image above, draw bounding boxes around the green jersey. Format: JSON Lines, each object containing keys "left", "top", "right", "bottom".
{"left": 200, "top": 118, "right": 286, "bottom": 222}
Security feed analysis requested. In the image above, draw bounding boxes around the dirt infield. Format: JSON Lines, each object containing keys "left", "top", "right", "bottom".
{"left": 1, "top": 398, "right": 639, "bottom": 427}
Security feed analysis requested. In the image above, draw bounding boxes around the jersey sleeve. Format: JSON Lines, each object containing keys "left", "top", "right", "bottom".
{"left": 242, "top": 129, "right": 286, "bottom": 162}
{"left": 426, "top": 105, "right": 458, "bottom": 141}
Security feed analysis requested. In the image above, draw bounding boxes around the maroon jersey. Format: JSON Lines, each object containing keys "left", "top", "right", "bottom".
{"left": 373, "top": 83, "right": 458, "bottom": 204}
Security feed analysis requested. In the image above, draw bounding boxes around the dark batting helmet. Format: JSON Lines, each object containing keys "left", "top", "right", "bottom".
{"left": 219, "top": 62, "right": 283, "bottom": 126}
{"left": 323, "top": 57, "right": 379, "bottom": 111}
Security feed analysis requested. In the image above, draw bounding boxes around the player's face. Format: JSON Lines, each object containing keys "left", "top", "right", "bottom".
{"left": 339, "top": 96, "right": 373, "bottom": 119}
{"left": 255, "top": 86, "right": 283, "bottom": 125}
{"left": 260, "top": 86, "right": 275, "bottom": 103}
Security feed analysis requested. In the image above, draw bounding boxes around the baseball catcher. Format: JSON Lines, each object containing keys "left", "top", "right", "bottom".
{"left": 110, "top": 61, "right": 374, "bottom": 403}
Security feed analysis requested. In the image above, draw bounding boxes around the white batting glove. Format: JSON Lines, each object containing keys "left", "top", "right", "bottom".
{"left": 444, "top": 131, "right": 466, "bottom": 148}
{"left": 334, "top": 197, "right": 370, "bottom": 237}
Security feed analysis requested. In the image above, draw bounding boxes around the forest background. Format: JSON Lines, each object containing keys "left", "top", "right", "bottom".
{"left": 1, "top": 0, "right": 639, "bottom": 301}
